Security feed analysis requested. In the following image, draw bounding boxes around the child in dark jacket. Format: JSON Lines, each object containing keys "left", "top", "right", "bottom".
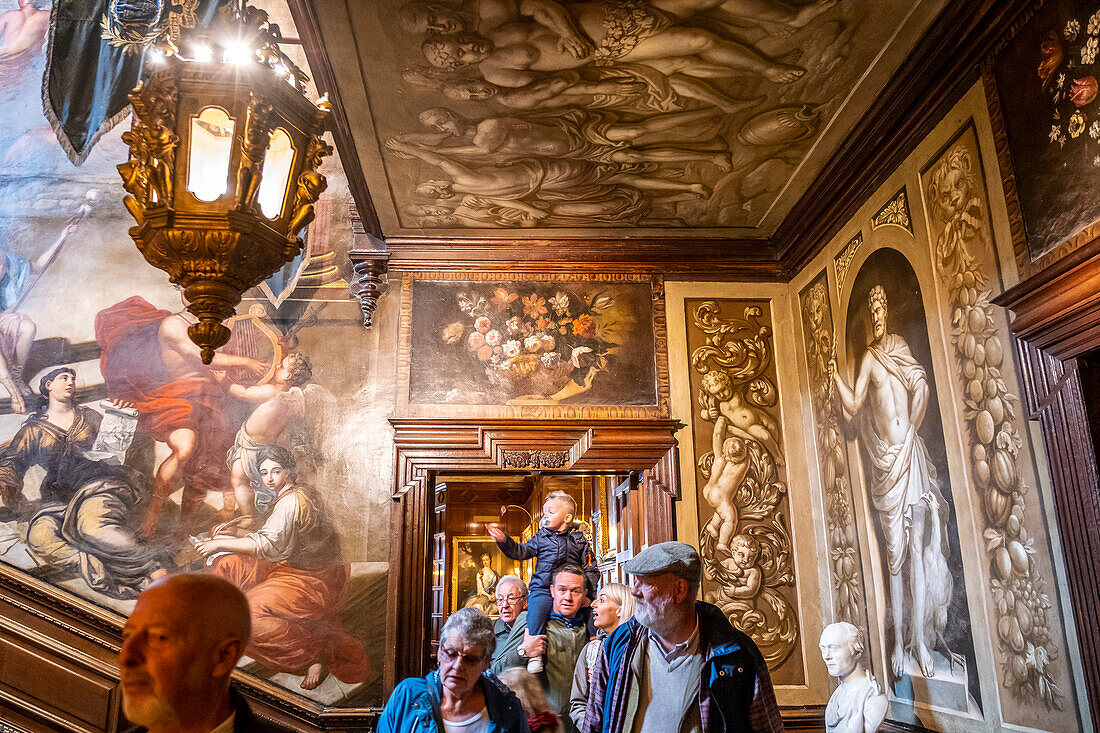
{"left": 488, "top": 490, "right": 600, "bottom": 674}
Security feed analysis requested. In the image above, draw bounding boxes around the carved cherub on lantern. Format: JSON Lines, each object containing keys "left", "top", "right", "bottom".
{"left": 286, "top": 130, "right": 333, "bottom": 240}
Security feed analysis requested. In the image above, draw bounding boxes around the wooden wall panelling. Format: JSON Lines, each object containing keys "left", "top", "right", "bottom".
{"left": 385, "top": 456, "right": 433, "bottom": 694}
{"left": 430, "top": 483, "right": 448, "bottom": 658}
{"left": 0, "top": 577, "right": 121, "bottom": 733}
{"left": 0, "top": 567, "right": 386, "bottom": 731}
{"left": 992, "top": 238, "right": 1100, "bottom": 360}
{"left": 1011, "top": 339, "right": 1100, "bottom": 732}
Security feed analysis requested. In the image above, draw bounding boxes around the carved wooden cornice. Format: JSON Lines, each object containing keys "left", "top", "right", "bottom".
{"left": 382, "top": 236, "right": 784, "bottom": 279}
{"left": 992, "top": 237, "right": 1100, "bottom": 360}
{"left": 389, "top": 418, "right": 683, "bottom": 500}
{"left": 773, "top": 0, "right": 1035, "bottom": 275}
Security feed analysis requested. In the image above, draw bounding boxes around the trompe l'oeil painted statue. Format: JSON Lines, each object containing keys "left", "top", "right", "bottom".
{"left": 820, "top": 622, "right": 888, "bottom": 733}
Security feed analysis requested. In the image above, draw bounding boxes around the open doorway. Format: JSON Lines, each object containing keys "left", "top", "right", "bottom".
{"left": 385, "top": 416, "right": 681, "bottom": 690}
{"left": 427, "top": 472, "right": 652, "bottom": 657}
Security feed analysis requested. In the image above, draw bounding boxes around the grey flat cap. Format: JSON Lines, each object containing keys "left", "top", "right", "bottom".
{"left": 622, "top": 541, "right": 701, "bottom": 582}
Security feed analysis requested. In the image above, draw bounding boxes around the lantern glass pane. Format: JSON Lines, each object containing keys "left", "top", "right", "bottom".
{"left": 258, "top": 128, "right": 294, "bottom": 219}
{"left": 187, "top": 106, "right": 235, "bottom": 202}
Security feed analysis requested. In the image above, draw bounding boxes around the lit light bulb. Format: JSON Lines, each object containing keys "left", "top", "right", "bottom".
{"left": 148, "top": 48, "right": 166, "bottom": 65}
{"left": 273, "top": 62, "right": 289, "bottom": 77}
{"left": 223, "top": 41, "right": 254, "bottom": 65}
{"left": 191, "top": 43, "right": 214, "bottom": 62}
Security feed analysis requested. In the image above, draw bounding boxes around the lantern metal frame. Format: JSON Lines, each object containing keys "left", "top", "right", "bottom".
{"left": 119, "top": 4, "right": 331, "bottom": 362}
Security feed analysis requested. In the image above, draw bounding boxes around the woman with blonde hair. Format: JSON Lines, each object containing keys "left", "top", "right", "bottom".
{"left": 498, "top": 667, "right": 560, "bottom": 733}
{"left": 568, "top": 583, "right": 634, "bottom": 729}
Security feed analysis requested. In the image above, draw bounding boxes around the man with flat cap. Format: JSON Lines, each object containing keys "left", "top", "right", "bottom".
{"left": 581, "top": 541, "right": 782, "bottom": 733}
{"left": 120, "top": 573, "right": 286, "bottom": 733}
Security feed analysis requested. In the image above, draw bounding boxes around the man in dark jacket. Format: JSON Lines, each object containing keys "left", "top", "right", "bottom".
{"left": 582, "top": 542, "right": 783, "bottom": 733}
{"left": 120, "top": 574, "right": 286, "bottom": 733}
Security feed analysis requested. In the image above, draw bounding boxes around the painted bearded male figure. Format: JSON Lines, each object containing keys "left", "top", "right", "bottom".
{"left": 832, "top": 286, "right": 952, "bottom": 678}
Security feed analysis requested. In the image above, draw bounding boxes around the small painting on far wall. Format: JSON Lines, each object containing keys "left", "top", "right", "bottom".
{"left": 992, "top": 0, "right": 1100, "bottom": 260}
{"left": 452, "top": 537, "right": 513, "bottom": 615}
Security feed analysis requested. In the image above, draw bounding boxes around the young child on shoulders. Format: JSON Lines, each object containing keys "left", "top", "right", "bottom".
{"left": 487, "top": 487, "right": 599, "bottom": 674}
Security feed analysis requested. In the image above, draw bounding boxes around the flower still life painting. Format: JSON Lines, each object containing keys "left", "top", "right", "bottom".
{"left": 399, "top": 274, "right": 667, "bottom": 418}
{"left": 992, "top": 0, "right": 1100, "bottom": 259}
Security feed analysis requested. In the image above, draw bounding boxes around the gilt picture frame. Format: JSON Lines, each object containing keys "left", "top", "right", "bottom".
{"left": 396, "top": 271, "right": 670, "bottom": 419}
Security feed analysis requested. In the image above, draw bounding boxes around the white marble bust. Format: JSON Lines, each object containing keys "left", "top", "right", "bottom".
{"left": 820, "top": 622, "right": 888, "bottom": 733}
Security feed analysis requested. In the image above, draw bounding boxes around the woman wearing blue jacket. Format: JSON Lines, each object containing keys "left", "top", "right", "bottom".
{"left": 378, "top": 608, "right": 531, "bottom": 733}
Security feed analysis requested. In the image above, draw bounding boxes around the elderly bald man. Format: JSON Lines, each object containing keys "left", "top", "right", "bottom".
{"left": 120, "top": 574, "right": 285, "bottom": 733}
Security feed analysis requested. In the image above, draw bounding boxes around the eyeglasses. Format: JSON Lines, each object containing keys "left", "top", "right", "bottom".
{"left": 495, "top": 594, "right": 524, "bottom": 605}
{"left": 439, "top": 646, "right": 485, "bottom": 666}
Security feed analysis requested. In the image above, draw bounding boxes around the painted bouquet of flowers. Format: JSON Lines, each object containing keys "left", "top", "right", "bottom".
{"left": 1041, "top": 10, "right": 1100, "bottom": 163}
{"left": 440, "top": 286, "right": 617, "bottom": 400}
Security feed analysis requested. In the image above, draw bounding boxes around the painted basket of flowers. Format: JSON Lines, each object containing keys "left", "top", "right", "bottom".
{"left": 441, "top": 286, "right": 617, "bottom": 401}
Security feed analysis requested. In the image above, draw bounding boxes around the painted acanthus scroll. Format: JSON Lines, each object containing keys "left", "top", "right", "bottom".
{"left": 927, "top": 143, "right": 1063, "bottom": 708}
{"left": 871, "top": 188, "right": 913, "bottom": 233}
{"left": 691, "top": 301, "right": 799, "bottom": 667}
{"left": 799, "top": 278, "right": 865, "bottom": 626}
{"left": 833, "top": 231, "right": 863, "bottom": 296}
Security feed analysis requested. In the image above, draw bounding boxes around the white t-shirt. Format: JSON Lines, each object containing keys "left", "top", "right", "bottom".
{"left": 443, "top": 707, "right": 491, "bottom": 733}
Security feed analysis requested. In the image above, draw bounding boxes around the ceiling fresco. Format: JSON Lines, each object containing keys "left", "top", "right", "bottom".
{"left": 316, "top": 0, "right": 947, "bottom": 239}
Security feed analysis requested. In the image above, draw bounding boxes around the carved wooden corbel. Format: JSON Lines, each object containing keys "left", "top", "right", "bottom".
{"left": 350, "top": 251, "right": 389, "bottom": 327}
{"left": 348, "top": 202, "right": 389, "bottom": 327}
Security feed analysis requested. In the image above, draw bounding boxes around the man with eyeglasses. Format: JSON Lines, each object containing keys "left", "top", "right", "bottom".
{"left": 491, "top": 575, "right": 529, "bottom": 674}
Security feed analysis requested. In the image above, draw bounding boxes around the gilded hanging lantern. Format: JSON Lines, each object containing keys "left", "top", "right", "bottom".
{"left": 118, "top": 5, "right": 331, "bottom": 363}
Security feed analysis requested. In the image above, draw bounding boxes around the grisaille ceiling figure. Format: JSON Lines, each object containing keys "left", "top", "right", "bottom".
{"left": 309, "top": 0, "right": 947, "bottom": 238}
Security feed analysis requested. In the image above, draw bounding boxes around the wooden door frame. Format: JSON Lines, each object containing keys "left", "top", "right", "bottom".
{"left": 993, "top": 241, "right": 1100, "bottom": 731}
{"left": 383, "top": 417, "right": 683, "bottom": 692}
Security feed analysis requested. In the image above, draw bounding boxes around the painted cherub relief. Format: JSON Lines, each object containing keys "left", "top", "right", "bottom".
{"left": 691, "top": 300, "right": 798, "bottom": 668}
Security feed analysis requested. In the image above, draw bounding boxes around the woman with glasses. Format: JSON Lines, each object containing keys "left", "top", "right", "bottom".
{"left": 378, "top": 607, "right": 531, "bottom": 732}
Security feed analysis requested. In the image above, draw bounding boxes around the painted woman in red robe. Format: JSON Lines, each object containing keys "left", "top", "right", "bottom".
{"left": 196, "top": 445, "right": 371, "bottom": 690}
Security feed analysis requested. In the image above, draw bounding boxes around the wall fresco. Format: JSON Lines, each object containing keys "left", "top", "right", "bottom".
{"left": 0, "top": 0, "right": 391, "bottom": 708}
{"left": 921, "top": 123, "right": 1077, "bottom": 723}
{"left": 798, "top": 270, "right": 866, "bottom": 628}
{"left": 685, "top": 297, "right": 803, "bottom": 684}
